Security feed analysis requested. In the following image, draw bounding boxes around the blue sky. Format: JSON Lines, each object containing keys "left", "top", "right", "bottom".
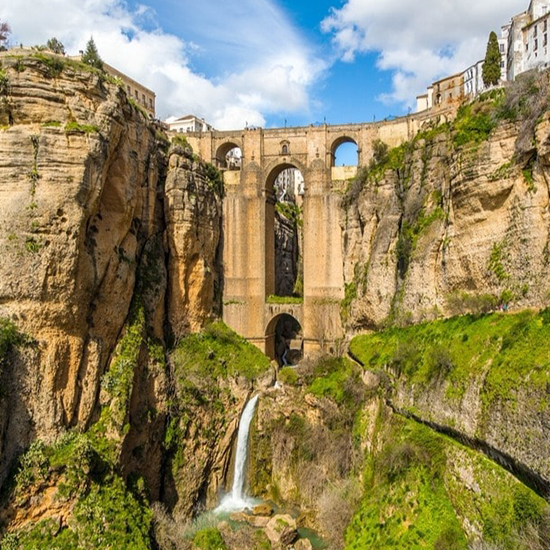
{"left": 1, "top": 0, "right": 528, "bottom": 130}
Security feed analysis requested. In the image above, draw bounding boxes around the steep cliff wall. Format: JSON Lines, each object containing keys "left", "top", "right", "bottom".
{"left": 0, "top": 55, "right": 165, "bottom": 481}
{"left": 341, "top": 81, "right": 550, "bottom": 329}
{"left": 0, "top": 54, "right": 223, "bottom": 494}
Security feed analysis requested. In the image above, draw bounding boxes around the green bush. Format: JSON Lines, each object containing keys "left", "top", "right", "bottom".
{"left": 452, "top": 103, "right": 497, "bottom": 146}
{"left": 0, "top": 318, "right": 25, "bottom": 364}
{"left": 193, "top": 528, "right": 227, "bottom": 550}
{"left": 279, "top": 366, "right": 299, "bottom": 385}
{"left": 64, "top": 121, "right": 100, "bottom": 134}
{"left": 171, "top": 321, "right": 270, "bottom": 382}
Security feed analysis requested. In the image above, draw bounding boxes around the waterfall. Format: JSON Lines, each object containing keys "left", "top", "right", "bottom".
{"left": 217, "top": 394, "right": 259, "bottom": 511}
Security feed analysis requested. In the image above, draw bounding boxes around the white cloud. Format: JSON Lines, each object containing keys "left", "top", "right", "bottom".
{"left": 0, "top": 0, "right": 326, "bottom": 129}
{"left": 322, "top": 0, "right": 528, "bottom": 107}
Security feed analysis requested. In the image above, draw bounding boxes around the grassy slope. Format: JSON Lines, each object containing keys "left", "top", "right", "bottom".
{"left": 346, "top": 309, "right": 550, "bottom": 549}
{"left": 350, "top": 309, "right": 550, "bottom": 406}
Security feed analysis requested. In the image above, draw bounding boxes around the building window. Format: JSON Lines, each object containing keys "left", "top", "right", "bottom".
{"left": 134, "top": 90, "right": 138, "bottom": 99}
{"left": 127, "top": 85, "right": 131, "bottom": 93}
{"left": 534, "top": 25, "right": 538, "bottom": 37}
{"left": 500, "top": 44, "right": 504, "bottom": 53}
{"left": 545, "top": 33, "right": 548, "bottom": 46}
{"left": 535, "top": 38, "right": 539, "bottom": 51}
{"left": 282, "top": 144, "right": 288, "bottom": 155}
{"left": 500, "top": 61, "right": 505, "bottom": 68}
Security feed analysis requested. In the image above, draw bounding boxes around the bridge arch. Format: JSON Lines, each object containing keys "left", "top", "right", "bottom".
{"left": 215, "top": 141, "right": 242, "bottom": 169}
{"left": 264, "top": 160, "right": 305, "bottom": 298}
{"left": 264, "top": 158, "right": 307, "bottom": 191}
{"left": 330, "top": 135, "right": 359, "bottom": 167}
{"left": 265, "top": 312, "right": 303, "bottom": 364}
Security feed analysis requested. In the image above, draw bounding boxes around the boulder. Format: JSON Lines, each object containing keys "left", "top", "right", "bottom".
{"left": 252, "top": 503, "right": 274, "bottom": 516}
{"left": 265, "top": 514, "right": 298, "bottom": 545}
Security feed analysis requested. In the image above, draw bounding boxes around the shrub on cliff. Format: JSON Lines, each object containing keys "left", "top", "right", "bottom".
{"left": 171, "top": 321, "right": 270, "bottom": 382}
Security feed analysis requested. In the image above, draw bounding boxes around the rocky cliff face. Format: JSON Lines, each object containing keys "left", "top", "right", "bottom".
{"left": 342, "top": 88, "right": 550, "bottom": 329}
{"left": 0, "top": 54, "right": 222, "bottom": 494}
{"left": 0, "top": 55, "right": 163, "bottom": 481}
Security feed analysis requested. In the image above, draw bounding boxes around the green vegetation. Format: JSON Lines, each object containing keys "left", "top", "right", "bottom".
{"left": 341, "top": 282, "right": 357, "bottom": 324}
{"left": 482, "top": 31, "right": 502, "bottom": 87}
{"left": 31, "top": 52, "right": 65, "bottom": 78}
{"left": 452, "top": 100, "right": 497, "bottom": 146}
{"left": 45, "top": 37, "right": 65, "bottom": 55}
{"left": 81, "top": 37, "right": 104, "bottom": 71}
{"left": 101, "top": 302, "right": 146, "bottom": 432}
{"left": 346, "top": 419, "right": 467, "bottom": 550}
{"left": 350, "top": 309, "right": 550, "bottom": 405}
{"left": 275, "top": 201, "right": 302, "bottom": 227}
{"left": 171, "top": 134, "right": 192, "bottom": 150}
{"left": 489, "top": 161, "right": 514, "bottom": 181}
{"left": 346, "top": 413, "right": 549, "bottom": 550}
{"left": 24, "top": 236, "right": 41, "bottom": 253}
{"left": 0, "top": 68, "right": 8, "bottom": 95}
{"left": 205, "top": 162, "right": 224, "bottom": 196}
{"left": 64, "top": 121, "right": 100, "bottom": 134}
{"left": 278, "top": 366, "right": 299, "bottom": 385}
{"left": 396, "top": 207, "right": 445, "bottom": 279}
{"left": 1, "top": 432, "right": 153, "bottom": 550}
{"left": 488, "top": 241, "right": 510, "bottom": 282}
{"left": 445, "top": 291, "right": 498, "bottom": 316}
{"left": 171, "top": 321, "right": 270, "bottom": 382}
{"left": 193, "top": 528, "right": 227, "bottom": 550}
{"left": 0, "top": 318, "right": 25, "bottom": 366}
{"left": 307, "top": 356, "right": 362, "bottom": 406}
{"left": 266, "top": 294, "right": 303, "bottom": 304}
{"left": 42, "top": 120, "right": 62, "bottom": 127}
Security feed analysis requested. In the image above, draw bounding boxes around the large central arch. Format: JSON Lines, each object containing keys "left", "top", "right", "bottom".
{"left": 264, "top": 162, "right": 304, "bottom": 298}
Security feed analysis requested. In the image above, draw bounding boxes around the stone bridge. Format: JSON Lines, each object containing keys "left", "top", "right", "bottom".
{"left": 187, "top": 110, "right": 451, "bottom": 358}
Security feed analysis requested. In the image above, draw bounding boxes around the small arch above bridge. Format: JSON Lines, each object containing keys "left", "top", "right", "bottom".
{"left": 331, "top": 135, "right": 359, "bottom": 167}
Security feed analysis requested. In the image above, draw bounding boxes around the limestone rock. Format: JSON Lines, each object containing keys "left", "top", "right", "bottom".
{"left": 265, "top": 514, "right": 297, "bottom": 544}
{"left": 245, "top": 515, "right": 270, "bottom": 528}
{"left": 0, "top": 55, "right": 166, "bottom": 484}
{"left": 294, "top": 539, "right": 313, "bottom": 550}
{"left": 341, "top": 120, "right": 550, "bottom": 329}
{"left": 229, "top": 511, "right": 249, "bottom": 523}
{"left": 252, "top": 503, "right": 274, "bottom": 516}
{"left": 164, "top": 145, "right": 222, "bottom": 337}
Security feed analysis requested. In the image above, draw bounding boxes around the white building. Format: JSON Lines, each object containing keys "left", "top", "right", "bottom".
{"left": 274, "top": 168, "right": 304, "bottom": 202}
{"left": 165, "top": 114, "right": 214, "bottom": 133}
{"left": 502, "top": 0, "right": 550, "bottom": 80}
{"left": 463, "top": 60, "right": 485, "bottom": 98}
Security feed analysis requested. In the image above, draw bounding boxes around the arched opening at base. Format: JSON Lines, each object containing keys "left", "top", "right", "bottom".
{"left": 265, "top": 314, "right": 303, "bottom": 365}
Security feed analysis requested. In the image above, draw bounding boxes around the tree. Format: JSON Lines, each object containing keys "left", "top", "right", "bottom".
{"left": 46, "top": 37, "right": 65, "bottom": 55}
{"left": 482, "top": 31, "right": 502, "bottom": 87}
{"left": 0, "top": 20, "right": 11, "bottom": 51}
{"left": 81, "top": 37, "right": 103, "bottom": 70}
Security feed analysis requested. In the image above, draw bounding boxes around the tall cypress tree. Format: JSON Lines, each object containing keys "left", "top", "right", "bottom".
{"left": 482, "top": 31, "right": 502, "bottom": 87}
{"left": 82, "top": 37, "right": 104, "bottom": 71}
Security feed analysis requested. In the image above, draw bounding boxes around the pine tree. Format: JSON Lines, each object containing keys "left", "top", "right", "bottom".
{"left": 482, "top": 31, "right": 502, "bottom": 87}
{"left": 46, "top": 37, "right": 65, "bottom": 55}
{"left": 82, "top": 37, "right": 103, "bottom": 70}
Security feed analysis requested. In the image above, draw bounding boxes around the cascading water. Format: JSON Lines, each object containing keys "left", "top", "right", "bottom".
{"left": 217, "top": 394, "right": 259, "bottom": 511}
